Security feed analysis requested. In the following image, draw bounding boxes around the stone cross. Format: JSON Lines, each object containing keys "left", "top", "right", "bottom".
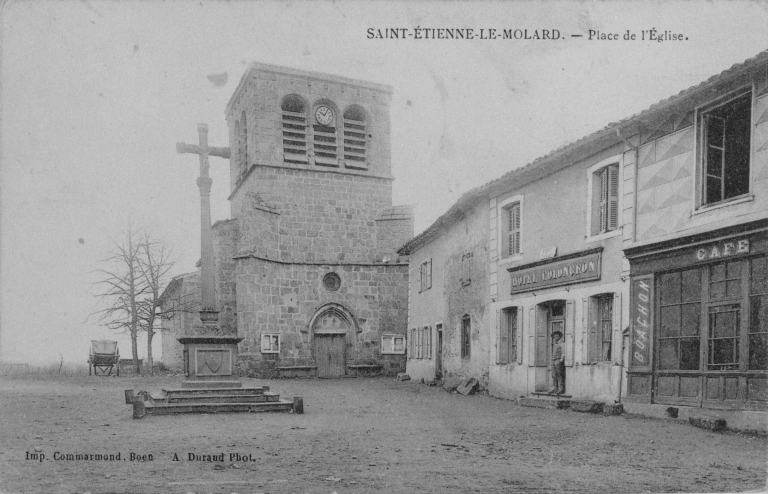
{"left": 176, "top": 123, "right": 231, "bottom": 325}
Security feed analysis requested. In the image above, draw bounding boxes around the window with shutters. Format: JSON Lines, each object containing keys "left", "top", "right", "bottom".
{"left": 498, "top": 307, "right": 518, "bottom": 365}
{"left": 281, "top": 95, "right": 308, "bottom": 164}
{"left": 342, "top": 106, "right": 368, "bottom": 170}
{"left": 419, "top": 259, "right": 432, "bottom": 292}
{"left": 497, "top": 195, "right": 524, "bottom": 262}
{"left": 461, "top": 315, "right": 471, "bottom": 359}
{"left": 698, "top": 89, "right": 752, "bottom": 207}
{"left": 587, "top": 294, "right": 615, "bottom": 362}
{"left": 590, "top": 164, "right": 620, "bottom": 236}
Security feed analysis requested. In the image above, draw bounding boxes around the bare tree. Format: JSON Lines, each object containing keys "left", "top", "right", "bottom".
{"left": 136, "top": 232, "right": 175, "bottom": 375}
{"left": 92, "top": 224, "right": 146, "bottom": 373}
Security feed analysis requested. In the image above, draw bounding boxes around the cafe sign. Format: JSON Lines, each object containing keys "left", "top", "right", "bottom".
{"left": 508, "top": 249, "right": 601, "bottom": 294}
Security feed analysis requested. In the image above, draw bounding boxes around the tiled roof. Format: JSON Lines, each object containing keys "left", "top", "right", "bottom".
{"left": 397, "top": 48, "right": 768, "bottom": 255}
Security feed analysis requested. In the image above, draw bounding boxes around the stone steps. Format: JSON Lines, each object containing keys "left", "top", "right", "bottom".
{"left": 134, "top": 399, "right": 295, "bottom": 417}
{"left": 127, "top": 384, "right": 302, "bottom": 418}
{"left": 164, "top": 393, "right": 281, "bottom": 404}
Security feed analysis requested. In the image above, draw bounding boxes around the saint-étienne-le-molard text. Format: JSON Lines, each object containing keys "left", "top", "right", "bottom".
{"left": 366, "top": 28, "right": 687, "bottom": 42}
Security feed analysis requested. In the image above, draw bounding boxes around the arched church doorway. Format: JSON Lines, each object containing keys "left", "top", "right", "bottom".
{"left": 309, "top": 304, "right": 356, "bottom": 378}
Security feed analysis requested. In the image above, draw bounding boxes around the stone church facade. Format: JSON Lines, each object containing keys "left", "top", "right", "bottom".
{"left": 161, "top": 63, "right": 412, "bottom": 378}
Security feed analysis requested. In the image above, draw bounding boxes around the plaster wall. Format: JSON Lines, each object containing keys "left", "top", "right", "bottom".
{"left": 406, "top": 202, "right": 490, "bottom": 384}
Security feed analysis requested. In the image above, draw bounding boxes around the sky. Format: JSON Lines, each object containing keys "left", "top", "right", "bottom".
{"left": 2, "top": 0, "right": 768, "bottom": 365}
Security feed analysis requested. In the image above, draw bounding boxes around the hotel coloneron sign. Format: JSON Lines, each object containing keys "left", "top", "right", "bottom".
{"left": 507, "top": 248, "right": 602, "bottom": 294}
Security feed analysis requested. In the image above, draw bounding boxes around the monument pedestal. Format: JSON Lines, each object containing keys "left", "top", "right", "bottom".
{"left": 179, "top": 335, "right": 243, "bottom": 388}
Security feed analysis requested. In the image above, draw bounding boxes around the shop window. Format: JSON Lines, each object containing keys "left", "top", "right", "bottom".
{"left": 658, "top": 269, "right": 702, "bottom": 370}
{"left": 260, "top": 334, "right": 280, "bottom": 354}
{"left": 281, "top": 94, "right": 308, "bottom": 164}
{"left": 700, "top": 90, "right": 751, "bottom": 206}
{"left": 707, "top": 260, "right": 743, "bottom": 370}
{"left": 498, "top": 307, "right": 518, "bottom": 364}
{"left": 589, "top": 164, "right": 620, "bottom": 236}
{"left": 749, "top": 257, "right": 768, "bottom": 370}
{"left": 381, "top": 334, "right": 405, "bottom": 354}
{"left": 461, "top": 315, "right": 471, "bottom": 358}
{"left": 343, "top": 106, "right": 367, "bottom": 169}
{"left": 419, "top": 259, "right": 432, "bottom": 292}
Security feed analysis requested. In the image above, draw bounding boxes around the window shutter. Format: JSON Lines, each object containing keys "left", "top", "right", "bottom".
{"left": 599, "top": 168, "right": 608, "bottom": 233}
{"left": 426, "top": 326, "right": 432, "bottom": 359}
{"left": 612, "top": 292, "right": 622, "bottom": 364}
{"left": 427, "top": 260, "right": 432, "bottom": 289}
{"left": 535, "top": 306, "right": 548, "bottom": 367}
{"left": 581, "top": 298, "right": 589, "bottom": 364}
{"left": 528, "top": 306, "right": 536, "bottom": 367}
{"left": 608, "top": 165, "right": 619, "bottom": 231}
{"left": 565, "top": 300, "right": 575, "bottom": 367}
{"left": 516, "top": 306, "right": 524, "bottom": 364}
{"left": 498, "top": 309, "right": 509, "bottom": 364}
{"left": 588, "top": 298, "right": 599, "bottom": 363}
{"left": 512, "top": 204, "right": 521, "bottom": 255}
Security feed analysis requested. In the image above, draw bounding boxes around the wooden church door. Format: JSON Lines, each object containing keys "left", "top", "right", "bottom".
{"left": 315, "top": 334, "right": 346, "bottom": 378}
{"left": 312, "top": 306, "right": 352, "bottom": 378}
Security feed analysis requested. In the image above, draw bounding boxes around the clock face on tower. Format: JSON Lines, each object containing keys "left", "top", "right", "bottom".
{"left": 315, "top": 106, "right": 333, "bottom": 126}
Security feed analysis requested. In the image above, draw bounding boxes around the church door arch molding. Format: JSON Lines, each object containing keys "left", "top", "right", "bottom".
{"left": 309, "top": 303, "right": 357, "bottom": 378}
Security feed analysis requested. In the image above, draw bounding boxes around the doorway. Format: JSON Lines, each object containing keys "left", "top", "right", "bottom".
{"left": 545, "top": 300, "right": 566, "bottom": 392}
{"left": 310, "top": 303, "right": 356, "bottom": 378}
{"left": 314, "top": 334, "right": 346, "bottom": 378}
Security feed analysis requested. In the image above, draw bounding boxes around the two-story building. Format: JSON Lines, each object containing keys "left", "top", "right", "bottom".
{"left": 399, "top": 49, "right": 768, "bottom": 428}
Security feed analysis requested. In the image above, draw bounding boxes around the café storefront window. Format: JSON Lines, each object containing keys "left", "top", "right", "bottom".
{"left": 626, "top": 229, "right": 768, "bottom": 410}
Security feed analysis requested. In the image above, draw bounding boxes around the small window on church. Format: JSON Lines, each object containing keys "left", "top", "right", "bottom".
{"left": 343, "top": 106, "right": 367, "bottom": 170}
{"left": 281, "top": 95, "right": 308, "bottom": 164}
{"left": 381, "top": 334, "right": 405, "bottom": 354}
{"left": 261, "top": 334, "right": 280, "bottom": 354}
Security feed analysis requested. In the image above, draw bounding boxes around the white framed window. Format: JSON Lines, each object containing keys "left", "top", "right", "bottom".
{"left": 260, "top": 334, "right": 280, "bottom": 354}
{"left": 419, "top": 259, "right": 432, "bottom": 292}
{"left": 381, "top": 334, "right": 405, "bottom": 354}
{"left": 697, "top": 88, "right": 752, "bottom": 209}
{"left": 585, "top": 293, "right": 621, "bottom": 364}
{"left": 586, "top": 155, "right": 622, "bottom": 241}
{"left": 497, "top": 195, "right": 524, "bottom": 263}
{"left": 497, "top": 306, "right": 522, "bottom": 365}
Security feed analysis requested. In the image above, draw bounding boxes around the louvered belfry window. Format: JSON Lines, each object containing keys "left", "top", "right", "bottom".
{"left": 596, "top": 164, "right": 619, "bottom": 234}
{"left": 343, "top": 106, "right": 367, "bottom": 169}
{"left": 281, "top": 95, "right": 308, "bottom": 164}
{"left": 507, "top": 203, "right": 521, "bottom": 256}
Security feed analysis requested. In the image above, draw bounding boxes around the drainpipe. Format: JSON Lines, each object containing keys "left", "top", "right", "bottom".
{"left": 615, "top": 127, "right": 637, "bottom": 404}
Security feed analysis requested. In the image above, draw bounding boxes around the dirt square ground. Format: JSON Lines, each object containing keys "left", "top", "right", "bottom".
{"left": 0, "top": 375, "right": 766, "bottom": 494}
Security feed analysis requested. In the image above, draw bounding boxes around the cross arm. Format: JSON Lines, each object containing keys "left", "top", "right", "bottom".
{"left": 176, "top": 142, "right": 231, "bottom": 159}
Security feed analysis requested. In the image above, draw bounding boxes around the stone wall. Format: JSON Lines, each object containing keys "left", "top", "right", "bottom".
{"left": 232, "top": 166, "right": 397, "bottom": 264}
{"left": 235, "top": 258, "right": 408, "bottom": 377}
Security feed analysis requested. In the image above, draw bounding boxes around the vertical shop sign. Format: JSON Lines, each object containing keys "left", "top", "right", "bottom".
{"left": 630, "top": 275, "right": 653, "bottom": 371}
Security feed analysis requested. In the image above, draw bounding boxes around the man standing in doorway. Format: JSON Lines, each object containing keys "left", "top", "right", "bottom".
{"left": 550, "top": 331, "right": 565, "bottom": 395}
